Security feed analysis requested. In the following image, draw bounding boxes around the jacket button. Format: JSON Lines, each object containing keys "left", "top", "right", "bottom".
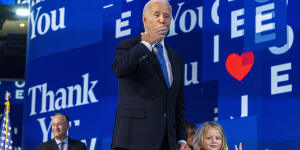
{"left": 163, "top": 113, "right": 167, "bottom": 117}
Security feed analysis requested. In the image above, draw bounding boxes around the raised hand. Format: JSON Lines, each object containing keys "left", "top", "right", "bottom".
{"left": 235, "top": 142, "right": 242, "bottom": 150}
{"left": 141, "top": 26, "right": 168, "bottom": 45}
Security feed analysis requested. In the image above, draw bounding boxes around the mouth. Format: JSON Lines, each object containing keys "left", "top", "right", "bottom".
{"left": 54, "top": 130, "right": 61, "bottom": 133}
{"left": 209, "top": 145, "right": 218, "bottom": 148}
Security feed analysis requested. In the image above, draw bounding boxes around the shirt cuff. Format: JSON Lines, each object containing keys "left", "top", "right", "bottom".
{"left": 177, "top": 140, "right": 187, "bottom": 145}
{"left": 141, "top": 41, "right": 152, "bottom": 52}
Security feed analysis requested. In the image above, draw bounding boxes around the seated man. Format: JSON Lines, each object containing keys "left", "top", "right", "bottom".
{"left": 38, "top": 113, "right": 87, "bottom": 150}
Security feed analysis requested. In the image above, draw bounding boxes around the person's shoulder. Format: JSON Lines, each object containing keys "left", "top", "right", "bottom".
{"left": 166, "top": 45, "right": 182, "bottom": 58}
{"left": 69, "top": 137, "right": 81, "bottom": 143}
{"left": 117, "top": 36, "right": 141, "bottom": 48}
{"left": 37, "top": 139, "right": 55, "bottom": 149}
{"left": 68, "top": 138, "right": 86, "bottom": 146}
{"left": 40, "top": 139, "right": 55, "bottom": 145}
{"left": 119, "top": 36, "right": 141, "bottom": 43}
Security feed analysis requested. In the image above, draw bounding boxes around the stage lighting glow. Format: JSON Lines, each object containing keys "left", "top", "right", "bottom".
{"left": 16, "top": 8, "right": 29, "bottom": 16}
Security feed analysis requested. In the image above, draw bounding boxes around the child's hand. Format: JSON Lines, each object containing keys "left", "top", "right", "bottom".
{"left": 235, "top": 142, "right": 242, "bottom": 150}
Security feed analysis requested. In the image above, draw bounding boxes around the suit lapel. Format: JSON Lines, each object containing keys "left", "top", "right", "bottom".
{"left": 148, "top": 50, "right": 169, "bottom": 89}
{"left": 50, "top": 139, "right": 59, "bottom": 150}
{"left": 166, "top": 45, "right": 178, "bottom": 90}
{"left": 149, "top": 43, "right": 179, "bottom": 90}
{"left": 68, "top": 138, "right": 73, "bottom": 150}
{"left": 136, "top": 36, "right": 175, "bottom": 89}
{"left": 136, "top": 36, "right": 167, "bottom": 89}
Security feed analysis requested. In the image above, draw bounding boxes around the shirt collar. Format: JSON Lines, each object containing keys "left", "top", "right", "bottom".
{"left": 55, "top": 137, "right": 68, "bottom": 145}
{"left": 152, "top": 39, "right": 165, "bottom": 48}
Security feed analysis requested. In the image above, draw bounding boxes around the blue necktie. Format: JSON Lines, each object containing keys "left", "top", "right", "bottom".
{"left": 155, "top": 43, "right": 170, "bottom": 88}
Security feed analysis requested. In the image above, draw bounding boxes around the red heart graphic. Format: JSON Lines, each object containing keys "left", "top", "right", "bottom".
{"left": 225, "top": 52, "right": 254, "bottom": 81}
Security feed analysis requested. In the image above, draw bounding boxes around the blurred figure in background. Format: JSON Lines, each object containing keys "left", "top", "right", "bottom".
{"left": 192, "top": 121, "right": 242, "bottom": 150}
{"left": 186, "top": 122, "right": 196, "bottom": 150}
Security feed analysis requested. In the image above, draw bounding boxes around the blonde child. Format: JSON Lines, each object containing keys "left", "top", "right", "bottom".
{"left": 192, "top": 121, "right": 242, "bottom": 150}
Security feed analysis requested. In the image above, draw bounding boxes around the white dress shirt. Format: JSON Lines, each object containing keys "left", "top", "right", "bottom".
{"left": 55, "top": 137, "right": 68, "bottom": 150}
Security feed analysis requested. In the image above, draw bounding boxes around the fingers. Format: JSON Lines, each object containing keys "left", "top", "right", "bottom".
{"left": 141, "top": 26, "right": 167, "bottom": 44}
{"left": 235, "top": 142, "right": 242, "bottom": 150}
{"left": 156, "top": 26, "right": 168, "bottom": 36}
{"left": 140, "top": 32, "right": 147, "bottom": 41}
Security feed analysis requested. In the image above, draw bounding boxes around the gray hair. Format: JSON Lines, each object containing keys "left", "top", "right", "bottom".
{"left": 142, "top": 0, "right": 172, "bottom": 16}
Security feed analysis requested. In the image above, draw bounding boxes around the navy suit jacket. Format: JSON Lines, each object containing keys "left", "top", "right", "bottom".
{"left": 37, "top": 138, "right": 87, "bottom": 150}
{"left": 111, "top": 36, "right": 187, "bottom": 150}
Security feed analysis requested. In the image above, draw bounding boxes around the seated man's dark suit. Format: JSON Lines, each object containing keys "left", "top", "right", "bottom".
{"left": 111, "top": 36, "right": 187, "bottom": 150}
{"left": 37, "top": 138, "right": 87, "bottom": 150}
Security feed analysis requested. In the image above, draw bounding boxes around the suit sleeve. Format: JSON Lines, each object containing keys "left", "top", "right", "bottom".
{"left": 175, "top": 56, "right": 187, "bottom": 142}
{"left": 37, "top": 144, "right": 43, "bottom": 150}
{"left": 112, "top": 38, "right": 152, "bottom": 78}
{"left": 81, "top": 142, "right": 87, "bottom": 150}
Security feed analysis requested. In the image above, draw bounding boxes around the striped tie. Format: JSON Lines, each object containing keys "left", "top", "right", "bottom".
{"left": 59, "top": 142, "right": 64, "bottom": 150}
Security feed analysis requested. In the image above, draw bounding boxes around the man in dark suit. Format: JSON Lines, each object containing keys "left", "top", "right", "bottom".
{"left": 37, "top": 113, "right": 87, "bottom": 150}
{"left": 111, "top": 0, "right": 189, "bottom": 150}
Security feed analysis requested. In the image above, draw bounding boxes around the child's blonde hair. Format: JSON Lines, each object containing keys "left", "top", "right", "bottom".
{"left": 193, "top": 122, "right": 228, "bottom": 150}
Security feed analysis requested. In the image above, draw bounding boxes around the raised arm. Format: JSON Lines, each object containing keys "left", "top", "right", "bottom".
{"left": 112, "top": 38, "right": 151, "bottom": 78}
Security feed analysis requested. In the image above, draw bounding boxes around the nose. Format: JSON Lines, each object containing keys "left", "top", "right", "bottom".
{"left": 53, "top": 124, "right": 59, "bottom": 130}
{"left": 159, "top": 15, "right": 165, "bottom": 24}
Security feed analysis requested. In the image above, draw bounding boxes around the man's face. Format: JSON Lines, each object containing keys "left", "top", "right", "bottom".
{"left": 52, "top": 115, "right": 69, "bottom": 140}
{"left": 143, "top": 2, "right": 171, "bottom": 34}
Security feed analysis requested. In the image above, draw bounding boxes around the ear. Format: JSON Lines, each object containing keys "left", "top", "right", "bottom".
{"left": 142, "top": 14, "right": 147, "bottom": 31}
{"left": 142, "top": 14, "right": 146, "bottom": 25}
{"left": 66, "top": 122, "right": 70, "bottom": 129}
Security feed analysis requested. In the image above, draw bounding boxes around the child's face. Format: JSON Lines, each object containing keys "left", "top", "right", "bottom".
{"left": 202, "top": 127, "right": 223, "bottom": 150}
